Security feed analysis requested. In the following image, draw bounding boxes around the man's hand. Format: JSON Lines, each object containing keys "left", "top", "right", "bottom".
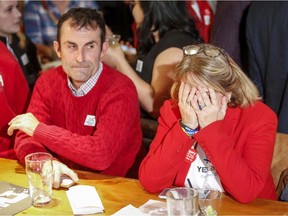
{"left": 7, "top": 113, "right": 40, "bottom": 136}
{"left": 52, "top": 160, "right": 79, "bottom": 188}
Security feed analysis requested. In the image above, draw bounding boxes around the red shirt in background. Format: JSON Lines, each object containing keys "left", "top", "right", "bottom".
{"left": 186, "top": 0, "right": 214, "bottom": 43}
{"left": 0, "top": 42, "right": 31, "bottom": 159}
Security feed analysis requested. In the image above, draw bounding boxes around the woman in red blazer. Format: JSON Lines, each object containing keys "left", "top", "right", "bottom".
{"left": 0, "top": 42, "right": 30, "bottom": 159}
{"left": 139, "top": 44, "right": 278, "bottom": 203}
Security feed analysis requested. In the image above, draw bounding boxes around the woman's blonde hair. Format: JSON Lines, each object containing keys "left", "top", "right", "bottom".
{"left": 171, "top": 44, "right": 260, "bottom": 108}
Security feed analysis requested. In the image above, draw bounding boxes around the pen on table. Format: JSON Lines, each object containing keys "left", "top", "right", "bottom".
{"left": 188, "top": 178, "right": 204, "bottom": 215}
{"left": 187, "top": 178, "right": 193, "bottom": 188}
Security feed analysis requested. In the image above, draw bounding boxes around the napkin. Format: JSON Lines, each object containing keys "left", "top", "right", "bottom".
{"left": 66, "top": 185, "right": 104, "bottom": 215}
{"left": 112, "top": 200, "right": 167, "bottom": 216}
{"left": 111, "top": 204, "right": 148, "bottom": 216}
{"left": 138, "top": 199, "right": 167, "bottom": 215}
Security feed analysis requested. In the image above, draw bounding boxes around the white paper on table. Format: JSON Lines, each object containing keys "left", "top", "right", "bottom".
{"left": 138, "top": 199, "right": 168, "bottom": 215}
{"left": 112, "top": 204, "right": 149, "bottom": 216}
{"left": 66, "top": 185, "right": 104, "bottom": 215}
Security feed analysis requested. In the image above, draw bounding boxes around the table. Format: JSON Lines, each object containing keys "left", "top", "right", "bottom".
{"left": 0, "top": 158, "right": 287, "bottom": 215}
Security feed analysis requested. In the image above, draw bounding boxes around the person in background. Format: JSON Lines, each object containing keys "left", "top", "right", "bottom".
{"left": 7, "top": 8, "right": 142, "bottom": 187}
{"left": 104, "top": 0, "right": 201, "bottom": 119}
{"left": 23, "top": 0, "right": 99, "bottom": 64}
{"left": 186, "top": 0, "right": 214, "bottom": 43}
{"left": 211, "top": 1, "right": 251, "bottom": 71}
{"left": 0, "top": 41, "right": 30, "bottom": 159}
{"left": 246, "top": 2, "right": 288, "bottom": 134}
{"left": 0, "top": 0, "right": 41, "bottom": 90}
{"left": 139, "top": 44, "right": 278, "bottom": 203}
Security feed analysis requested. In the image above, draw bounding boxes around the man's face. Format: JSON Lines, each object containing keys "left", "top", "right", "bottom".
{"left": 54, "top": 20, "right": 108, "bottom": 89}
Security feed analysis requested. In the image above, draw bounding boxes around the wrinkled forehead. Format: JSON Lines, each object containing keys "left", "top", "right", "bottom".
{"left": 60, "top": 20, "right": 101, "bottom": 38}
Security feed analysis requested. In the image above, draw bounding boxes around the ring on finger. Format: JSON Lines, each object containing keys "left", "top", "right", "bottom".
{"left": 199, "top": 103, "right": 206, "bottom": 110}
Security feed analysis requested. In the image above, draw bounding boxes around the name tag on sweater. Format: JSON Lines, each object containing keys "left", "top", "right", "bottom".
{"left": 21, "top": 53, "right": 29, "bottom": 66}
{"left": 84, "top": 115, "right": 96, "bottom": 127}
{"left": 0, "top": 75, "right": 3, "bottom": 86}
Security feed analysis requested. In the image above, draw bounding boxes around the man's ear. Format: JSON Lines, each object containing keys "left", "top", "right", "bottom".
{"left": 53, "top": 41, "right": 61, "bottom": 58}
{"left": 100, "top": 41, "right": 109, "bottom": 59}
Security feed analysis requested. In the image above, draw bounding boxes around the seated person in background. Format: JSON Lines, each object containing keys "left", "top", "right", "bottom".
{"left": 23, "top": 0, "right": 99, "bottom": 64}
{"left": 0, "top": 0, "right": 41, "bottom": 90}
{"left": 7, "top": 8, "right": 142, "bottom": 187}
{"left": 139, "top": 44, "right": 278, "bottom": 203}
{"left": 103, "top": 0, "right": 201, "bottom": 119}
{"left": 0, "top": 41, "right": 30, "bottom": 159}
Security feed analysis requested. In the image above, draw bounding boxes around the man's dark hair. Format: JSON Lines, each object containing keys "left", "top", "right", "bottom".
{"left": 57, "top": 7, "right": 106, "bottom": 45}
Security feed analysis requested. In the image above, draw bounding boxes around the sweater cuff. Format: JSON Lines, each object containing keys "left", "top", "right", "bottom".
{"left": 33, "top": 122, "right": 56, "bottom": 145}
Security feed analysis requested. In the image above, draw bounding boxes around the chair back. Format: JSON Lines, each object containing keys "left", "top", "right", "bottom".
{"left": 277, "top": 168, "right": 288, "bottom": 200}
{"left": 271, "top": 132, "right": 288, "bottom": 198}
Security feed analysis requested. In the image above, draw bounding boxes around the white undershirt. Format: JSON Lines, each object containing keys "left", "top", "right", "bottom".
{"left": 184, "top": 143, "right": 224, "bottom": 192}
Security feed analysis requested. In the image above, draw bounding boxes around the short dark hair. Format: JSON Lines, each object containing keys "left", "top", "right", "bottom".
{"left": 57, "top": 7, "right": 106, "bottom": 45}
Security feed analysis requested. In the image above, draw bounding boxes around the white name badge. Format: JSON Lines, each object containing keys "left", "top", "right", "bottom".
{"left": 84, "top": 115, "right": 96, "bottom": 127}
{"left": 21, "top": 53, "right": 29, "bottom": 66}
{"left": 136, "top": 59, "right": 143, "bottom": 73}
{"left": 0, "top": 75, "right": 3, "bottom": 87}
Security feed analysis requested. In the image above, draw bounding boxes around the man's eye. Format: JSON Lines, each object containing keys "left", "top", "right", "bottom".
{"left": 68, "top": 45, "right": 76, "bottom": 49}
{"left": 87, "top": 44, "right": 94, "bottom": 49}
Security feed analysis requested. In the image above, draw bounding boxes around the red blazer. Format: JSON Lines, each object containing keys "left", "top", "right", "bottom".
{"left": 139, "top": 99, "right": 278, "bottom": 203}
{"left": 186, "top": 0, "right": 214, "bottom": 43}
{"left": 0, "top": 42, "right": 30, "bottom": 159}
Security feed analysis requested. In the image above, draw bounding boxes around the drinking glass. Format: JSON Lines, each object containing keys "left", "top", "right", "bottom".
{"left": 25, "top": 152, "right": 53, "bottom": 207}
{"left": 166, "top": 187, "right": 199, "bottom": 216}
{"left": 106, "top": 34, "right": 121, "bottom": 47}
{"left": 198, "top": 189, "right": 221, "bottom": 216}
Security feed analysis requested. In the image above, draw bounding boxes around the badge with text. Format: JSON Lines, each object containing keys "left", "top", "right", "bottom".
{"left": 84, "top": 115, "right": 96, "bottom": 127}
{"left": 184, "top": 144, "right": 198, "bottom": 164}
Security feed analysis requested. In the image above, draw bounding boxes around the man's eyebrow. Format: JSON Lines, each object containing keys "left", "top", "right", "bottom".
{"left": 63, "top": 40, "right": 98, "bottom": 46}
{"left": 85, "top": 40, "right": 98, "bottom": 46}
{"left": 63, "top": 41, "right": 77, "bottom": 45}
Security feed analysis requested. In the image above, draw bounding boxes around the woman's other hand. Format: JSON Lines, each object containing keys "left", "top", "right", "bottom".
{"left": 102, "top": 43, "right": 126, "bottom": 69}
{"left": 178, "top": 82, "right": 199, "bottom": 129}
{"left": 191, "top": 86, "right": 228, "bottom": 129}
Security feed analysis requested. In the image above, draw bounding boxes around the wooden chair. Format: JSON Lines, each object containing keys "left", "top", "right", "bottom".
{"left": 271, "top": 132, "right": 288, "bottom": 198}
{"left": 126, "top": 118, "right": 158, "bottom": 179}
{"left": 276, "top": 168, "right": 288, "bottom": 200}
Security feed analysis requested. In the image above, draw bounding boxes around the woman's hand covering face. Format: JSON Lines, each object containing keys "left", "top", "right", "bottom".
{"left": 178, "top": 82, "right": 229, "bottom": 129}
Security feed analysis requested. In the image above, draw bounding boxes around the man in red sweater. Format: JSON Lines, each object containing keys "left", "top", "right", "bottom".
{"left": 7, "top": 8, "right": 142, "bottom": 187}
{"left": 0, "top": 42, "right": 30, "bottom": 159}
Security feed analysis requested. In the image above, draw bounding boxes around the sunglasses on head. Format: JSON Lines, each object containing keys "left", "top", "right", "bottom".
{"left": 184, "top": 45, "right": 228, "bottom": 57}
{"left": 183, "top": 44, "right": 232, "bottom": 70}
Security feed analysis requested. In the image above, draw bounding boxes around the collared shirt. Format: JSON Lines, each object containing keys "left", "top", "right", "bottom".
{"left": 68, "top": 62, "right": 103, "bottom": 97}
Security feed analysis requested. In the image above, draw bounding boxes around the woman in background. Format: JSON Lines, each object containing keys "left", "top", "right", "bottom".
{"left": 0, "top": 41, "right": 30, "bottom": 159}
{"left": 0, "top": 0, "right": 41, "bottom": 90}
{"left": 139, "top": 44, "right": 278, "bottom": 203}
{"left": 104, "top": 0, "right": 201, "bottom": 119}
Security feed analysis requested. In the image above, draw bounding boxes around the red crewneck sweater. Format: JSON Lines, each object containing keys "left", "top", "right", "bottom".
{"left": 15, "top": 64, "right": 142, "bottom": 177}
{"left": 0, "top": 42, "right": 30, "bottom": 159}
